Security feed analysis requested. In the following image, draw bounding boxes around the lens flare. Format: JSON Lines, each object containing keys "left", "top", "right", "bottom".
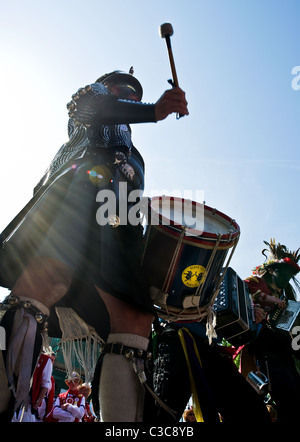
{"left": 87, "top": 165, "right": 110, "bottom": 187}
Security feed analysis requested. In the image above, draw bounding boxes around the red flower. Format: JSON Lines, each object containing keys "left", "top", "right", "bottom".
{"left": 283, "top": 257, "right": 300, "bottom": 272}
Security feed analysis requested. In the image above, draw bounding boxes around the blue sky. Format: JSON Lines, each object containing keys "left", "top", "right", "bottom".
{"left": 0, "top": 0, "right": 299, "bottom": 300}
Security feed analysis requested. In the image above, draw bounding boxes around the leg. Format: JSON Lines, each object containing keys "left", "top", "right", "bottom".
{"left": 1, "top": 257, "right": 73, "bottom": 419}
{"left": 11, "top": 257, "right": 73, "bottom": 309}
{"left": 95, "top": 287, "right": 154, "bottom": 422}
{"left": 258, "top": 353, "right": 300, "bottom": 422}
{"left": 96, "top": 288, "right": 154, "bottom": 336}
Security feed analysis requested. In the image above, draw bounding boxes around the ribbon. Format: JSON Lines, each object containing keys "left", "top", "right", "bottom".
{"left": 178, "top": 327, "right": 220, "bottom": 422}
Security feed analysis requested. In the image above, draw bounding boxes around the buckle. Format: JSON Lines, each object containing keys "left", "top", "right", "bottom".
{"left": 102, "top": 343, "right": 152, "bottom": 360}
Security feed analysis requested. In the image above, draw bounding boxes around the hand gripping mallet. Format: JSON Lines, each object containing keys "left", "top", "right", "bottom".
{"left": 159, "top": 23, "right": 183, "bottom": 118}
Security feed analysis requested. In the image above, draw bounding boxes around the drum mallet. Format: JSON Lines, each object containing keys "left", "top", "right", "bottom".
{"left": 159, "top": 22, "right": 184, "bottom": 118}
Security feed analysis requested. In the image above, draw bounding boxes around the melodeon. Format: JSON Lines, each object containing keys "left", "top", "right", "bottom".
{"left": 269, "top": 299, "right": 300, "bottom": 338}
{"left": 213, "top": 267, "right": 257, "bottom": 345}
{"left": 213, "top": 267, "right": 300, "bottom": 345}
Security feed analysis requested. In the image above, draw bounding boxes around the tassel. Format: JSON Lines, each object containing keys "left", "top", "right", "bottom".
{"left": 205, "top": 306, "right": 217, "bottom": 345}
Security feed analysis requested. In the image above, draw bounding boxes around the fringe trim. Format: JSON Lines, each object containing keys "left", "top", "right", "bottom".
{"left": 55, "top": 307, "right": 103, "bottom": 384}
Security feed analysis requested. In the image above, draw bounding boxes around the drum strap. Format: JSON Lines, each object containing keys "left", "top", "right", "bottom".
{"left": 178, "top": 328, "right": 204, "bottom": 422}
{"left": 178, "top": 328, "right": 220, "bottom": 423}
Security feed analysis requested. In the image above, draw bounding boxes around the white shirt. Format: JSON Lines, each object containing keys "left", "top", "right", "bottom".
{"left": 52, "top": 392, "right": 86, "bottom": 422}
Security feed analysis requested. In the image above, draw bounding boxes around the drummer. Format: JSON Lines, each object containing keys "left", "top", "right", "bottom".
{"left": 0, "top": 69, "right": 188, "bottom": 421}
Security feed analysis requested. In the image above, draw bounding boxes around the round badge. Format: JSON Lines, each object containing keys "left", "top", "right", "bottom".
{"left": 108, "top": 214, "right": 120, "bottom": 228}
{"left": 181, "top": 265, "right": 207, "bottom": 288}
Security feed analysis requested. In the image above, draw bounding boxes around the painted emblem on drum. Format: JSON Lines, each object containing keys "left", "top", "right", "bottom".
{"left": 182, "top": 265, "right": 207, "bottom": 288}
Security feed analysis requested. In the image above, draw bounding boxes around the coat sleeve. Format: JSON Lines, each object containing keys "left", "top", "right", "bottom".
{"left": 69, "top": 82, "right": 156, "bottom": 127}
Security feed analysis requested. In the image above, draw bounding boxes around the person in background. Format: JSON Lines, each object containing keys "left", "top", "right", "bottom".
{"left": 183, "top": 408, "right": 196, "bottom": 422}
{"left": 31, "top": 351, "right": 56, "bottom": 422}
{"left": 48, "top": 372, "right": 85, "bottom": 422}
{"left": 78, "top": 383, "right": 95, "bottom": 422}
{"left": 11, "top": 350, "right": 55, "bottom": 422}
{"left": 243, "top": 239, "right": 300, "bottom": 422}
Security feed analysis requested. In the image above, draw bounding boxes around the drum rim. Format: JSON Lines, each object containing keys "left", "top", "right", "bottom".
{"left": 148, "top": 196, "right": 240, "bottom": 247}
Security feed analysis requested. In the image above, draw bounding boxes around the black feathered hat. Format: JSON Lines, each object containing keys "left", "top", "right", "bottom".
{"left": 253, "top": 239, "right": 300, "bottom": 300}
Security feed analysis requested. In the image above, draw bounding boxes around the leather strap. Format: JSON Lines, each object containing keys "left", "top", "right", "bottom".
{"left": 102, "top": 342, "right": 152, "bottom": 361}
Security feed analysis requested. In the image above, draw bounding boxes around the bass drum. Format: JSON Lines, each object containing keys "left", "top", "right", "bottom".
{"left": 141, "top": 196, "right": 240, "bottom": 322}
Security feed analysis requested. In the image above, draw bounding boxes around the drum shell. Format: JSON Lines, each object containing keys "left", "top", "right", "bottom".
{"left": 141, "top": 197, "right": 240, "bottom": 319}
{"left": 142, "top": 222, "right": 233, "bottom": 309}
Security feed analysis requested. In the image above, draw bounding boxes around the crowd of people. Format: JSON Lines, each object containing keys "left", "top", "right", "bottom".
{"left": 11, "top": 351, "right": 95, "bottom": 423}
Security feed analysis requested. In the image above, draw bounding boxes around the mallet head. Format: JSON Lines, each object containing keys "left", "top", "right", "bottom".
{"left": 159, "top": 23, "right": 174, "bottom": 39}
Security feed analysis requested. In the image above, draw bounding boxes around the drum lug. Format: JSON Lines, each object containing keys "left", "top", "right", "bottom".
{"left": 149, "top": 286, "right": 168, "bottom": 305}
{"left": 182, "top": 295, "right": 201, "bottom": 309}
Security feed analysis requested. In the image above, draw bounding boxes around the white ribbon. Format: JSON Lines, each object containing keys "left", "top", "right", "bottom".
{"left": 6, "top": 308, "right": 37, "bottom": 413}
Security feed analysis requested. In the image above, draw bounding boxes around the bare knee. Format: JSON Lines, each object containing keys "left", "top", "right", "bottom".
{"left": 11, "top": 257, "right": 73, "bottom": 309}
{"left": 95, "top": 287, "right": 154, "bottom": 337}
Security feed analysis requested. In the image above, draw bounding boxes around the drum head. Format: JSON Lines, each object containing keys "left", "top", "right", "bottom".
{"left": 148, "top": 196, "right": 239, "bottom": 247}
